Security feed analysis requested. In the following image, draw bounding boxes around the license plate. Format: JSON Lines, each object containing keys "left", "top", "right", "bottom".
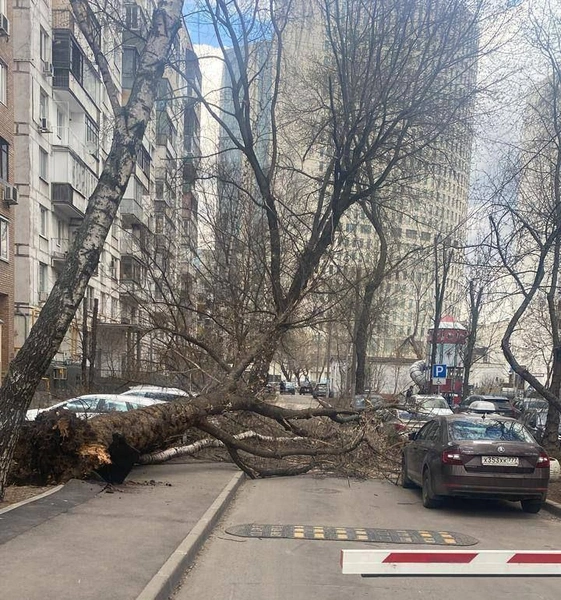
{"left": 481, "top": 456, "right": 519, "bottom": 466}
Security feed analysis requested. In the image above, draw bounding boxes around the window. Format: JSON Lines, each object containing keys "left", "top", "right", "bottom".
{"left": 125, "top": 3, "right": 141, "bottom": 30}
{"left": 0, "top": 61, "right": 6, "bottom": 105}
{"left": 71, "top": 39, "right": 83, "bottom": 83}
{"left": 56, "top": 108, "right": 64, "bottom": 140}
{"left": 85, "top": 116, "right": 99, "bottom": 154}
{"left": 39, "top": 148, "right": 48, "bottom": 180}
{"left": 122, "top": 48, "right": 138, "bottom": 89}
{"left": 39, "top": 90, "right": 48, "bottom": 121}
{"left": 0, "top": 218, "right": 8, "bottom": 261}
{"left": 40, "top": 206, "right": 48, "bottom": 237}
{"left": 38, "top": 262, "right": 47, "bottom": 292}
{"left": 40, "top": 28, "right": 49, "bottom": 62}
{"left": 0, "top": 137, "right": 8, "bottom": 181}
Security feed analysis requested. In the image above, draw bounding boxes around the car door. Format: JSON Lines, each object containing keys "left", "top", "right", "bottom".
{"left": 407, "top": 421, "right": 437, "bottom": 483}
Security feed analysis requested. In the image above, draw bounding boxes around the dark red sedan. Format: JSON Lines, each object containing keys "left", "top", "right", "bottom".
{"left": 401, "top": 414, "right": 550, "bottom": 513}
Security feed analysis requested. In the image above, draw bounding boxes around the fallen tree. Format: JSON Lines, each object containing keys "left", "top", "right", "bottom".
{"left": 0, "top": 0, "right": 502, "bottom": 495}
{"left": 9, "top": 391, "right": 365, "bottom": 485}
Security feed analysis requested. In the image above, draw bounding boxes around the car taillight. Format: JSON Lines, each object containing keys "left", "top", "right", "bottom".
{"left": 536, "top": 452, "right": 550, "bottom": 468}
{"left": 394, "top": 422, "right": 408, "bottom": 432}
{"left": 442, "top": 448, "right": 463, "bottom": 465}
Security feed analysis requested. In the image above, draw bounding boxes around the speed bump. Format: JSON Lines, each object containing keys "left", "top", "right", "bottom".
{"left": 225, "top": 524, "right": 478, "bottom": 546}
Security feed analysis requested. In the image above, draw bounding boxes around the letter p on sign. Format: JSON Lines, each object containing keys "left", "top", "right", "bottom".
{"left": 432, "top": 364, "right": 447, "bottom": 385}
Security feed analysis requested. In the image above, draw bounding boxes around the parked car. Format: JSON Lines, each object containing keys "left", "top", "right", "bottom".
{"left": 380, "top": 407, "right": 436, "bottom": 436}
{"left": 26, "top": 394, "right": 165, "bottom": 421}
{"left": 408, "top": 395, "right": 454, "bottom": 416}
{"left": 518, "top": 398, "right": 549, "bottom": 414}
{"left": 120, "top": 385, "right": 193, "bottom": 401}
{"left": 522, "top": 407, "right": 561, "bottom": 445}
{"left": 312, "top": 383, "right": 334, "bottom": 398}
{"left": 381, "top": 396, "right": 451, "bottom": 436}
{"left": 352, "top": 393, "right": 384, "bottom": 411}
{"left": 457, "top": 395, "right": 521, "bottom": 419}
{"left": 299, "top": 381, "right": 314, "bottom": 395}
{"left": 282, "top": 382, "right": 296, "bottom": 395}
{"left": 401, "top": 414, "right": 550, "bottom": 513}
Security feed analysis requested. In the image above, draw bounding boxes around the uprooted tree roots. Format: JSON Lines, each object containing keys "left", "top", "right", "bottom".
{"left": 9, "top": 395, "right": 402, "bottom": 486}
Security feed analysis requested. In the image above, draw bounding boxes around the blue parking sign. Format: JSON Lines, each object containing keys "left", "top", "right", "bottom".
{"left": 432, "top": 364, "right": 447, "bottom": 384}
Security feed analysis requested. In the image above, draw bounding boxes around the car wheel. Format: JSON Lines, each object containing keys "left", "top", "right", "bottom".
{"left": 422, "top": 468, "right": 442, "bottom": 509}
{"left": 521, "top": 499, "right": 542, "bottom": 514}
{"left": 401, "top": 454, "right": 416, "bottom": 489}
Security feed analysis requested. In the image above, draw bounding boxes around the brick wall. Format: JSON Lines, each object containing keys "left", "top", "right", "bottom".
{"left": 0, "top": 0, "right": 15, "bottom": 378}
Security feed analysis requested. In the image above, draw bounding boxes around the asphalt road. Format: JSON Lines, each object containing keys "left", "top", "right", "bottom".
{"left": 172, "top": 476, "right": 561, "bottom": 600}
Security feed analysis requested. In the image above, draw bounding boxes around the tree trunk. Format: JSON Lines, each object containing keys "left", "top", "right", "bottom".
{"left": 0, "top": 0, "right": 184, "bottom": 499}
{"left": 88, "top": 298, "right": 99, "bottom": 390}
{"left": 462, "top": 282, "right": 483, "bottom": 401}
{"left": 11, "top": 392, "right": 357, "bottom": 485}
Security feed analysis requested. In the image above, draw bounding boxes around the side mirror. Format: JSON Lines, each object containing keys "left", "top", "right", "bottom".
{"left": 408, "top": 432, "right": 417, "bottom": 441}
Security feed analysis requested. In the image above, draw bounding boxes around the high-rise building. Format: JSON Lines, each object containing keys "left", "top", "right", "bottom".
{"left": 203, "top": 0, "right": 476, "bottom": 389}
{"left": 12, "top": 0, "right": 200, "bottom": 386}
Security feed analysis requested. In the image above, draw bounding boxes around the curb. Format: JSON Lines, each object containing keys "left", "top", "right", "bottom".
{"left": 543, "top": 499, "right": 561, "bottom": 519}
{"left": 136, "top": 471, "right": 245, "bottom": 600}
{"left": 0, "top": 485, "right": 63, "bottom": 516}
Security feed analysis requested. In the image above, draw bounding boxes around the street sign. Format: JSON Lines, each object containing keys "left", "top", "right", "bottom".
{"left": 432, "top": 364, "right": 447, "bottom": 385}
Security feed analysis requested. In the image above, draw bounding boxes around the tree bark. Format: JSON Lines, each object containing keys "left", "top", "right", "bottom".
{"left": 0, "top": 0, "right": 185, "bottom": 499}
{"left": 11, "top": 393, "right": 360, "bottom": 485}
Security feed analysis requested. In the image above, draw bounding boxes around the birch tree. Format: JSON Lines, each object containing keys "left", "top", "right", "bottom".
{"left": 1, "top": 0, "right": 509, "bottom": 494}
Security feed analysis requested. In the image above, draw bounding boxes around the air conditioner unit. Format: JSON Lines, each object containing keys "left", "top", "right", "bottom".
{"left": 0, "top": 14, "right": 9, "bottom": 37}
{"left": 38, "top": 117, "right": 52, "bottom": 133}
{"left": 42, "top": 61, "right": 54, "bottom": 77}
{"left": 3, "top": 184, "right": 18, "bottom": 206}
{"left": 38, "top": 291, "right": 49, "bottom": 302}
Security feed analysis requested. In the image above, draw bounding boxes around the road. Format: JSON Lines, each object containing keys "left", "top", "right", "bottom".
{"left": 172, "top": 476, "right": 561, "bottom": 600}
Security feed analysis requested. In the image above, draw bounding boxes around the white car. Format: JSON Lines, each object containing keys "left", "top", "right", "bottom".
{"left": 409, "top": 394, "right": 453, "bottom": 416}
{"left": 26, "top": 394, "right": 165, "bottom": 421}
{"left": 120, "top": 385, "right": 195, "bottom": 401}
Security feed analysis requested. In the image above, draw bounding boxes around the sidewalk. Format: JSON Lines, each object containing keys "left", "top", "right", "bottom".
{"left": 0, "top": 460, "right": 244, "bottom": 600}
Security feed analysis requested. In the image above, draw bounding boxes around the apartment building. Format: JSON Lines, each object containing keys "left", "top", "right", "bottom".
{"left": 12, "top": 0, "right": 200, "bottom": 385}
{"left": 0, "top": 0, "right": 14, "bottom": 380}
{"left": 205, "top": 0, "right": 475, "bottom": 388}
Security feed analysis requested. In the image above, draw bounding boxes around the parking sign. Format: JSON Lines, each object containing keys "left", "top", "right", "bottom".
{"left": 432, "top": 364, "right": 447, "bottom": 385}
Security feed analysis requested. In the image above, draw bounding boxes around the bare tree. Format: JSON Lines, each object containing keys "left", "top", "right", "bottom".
{"left": 493, "top": 6, "right": 561, "bottom": 450}
{"left": 2, "top": 0, "right": 507, "bottom": 493}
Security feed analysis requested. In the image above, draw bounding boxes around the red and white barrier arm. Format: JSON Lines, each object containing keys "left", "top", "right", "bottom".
{"left": 340, "top": 549, "right": 561, "bottom": 576}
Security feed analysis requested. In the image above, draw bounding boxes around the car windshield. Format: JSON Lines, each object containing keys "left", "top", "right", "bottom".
{"left": 64, "top": 398, "right": 100, "bottom": 412}
{"left": 419, "top": 398, "right": 448, "bottom": 410}
{"left": 448, "top": 419, "right": 535, "bottom": 443}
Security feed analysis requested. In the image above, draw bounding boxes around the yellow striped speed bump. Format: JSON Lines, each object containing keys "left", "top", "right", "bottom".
{"left": 225, "top": 524, "right": 478, "bottom": 546}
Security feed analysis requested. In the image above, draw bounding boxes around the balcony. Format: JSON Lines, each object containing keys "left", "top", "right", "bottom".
{"left": 51, "top": 238, "right": 70, "bottom": 270}
{"left": 120, "top": 234, "right": 143, "bottom": 258}
{"left": 53, "top": 9, "right": 101, "bottom": 48}
{"left": 120, "top": 197, "right": 144, "bottom": 228}
{"left": 52, "top": 183, "right": 85, "bottom": 221}
{"left": 52, "top": 25, "right": 101, "bottom": 116}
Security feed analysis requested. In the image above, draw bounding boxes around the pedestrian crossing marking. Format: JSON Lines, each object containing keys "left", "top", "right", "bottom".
{"left": 226, "top": 524, "right": 479, "bottom": 546}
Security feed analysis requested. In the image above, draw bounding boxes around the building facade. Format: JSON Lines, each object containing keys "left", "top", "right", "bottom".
{"left": 12, "top": 0, "right": 200, "bottom": 389}
{"left": 0, "top": 0, "right": 14, "bottom": 380}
